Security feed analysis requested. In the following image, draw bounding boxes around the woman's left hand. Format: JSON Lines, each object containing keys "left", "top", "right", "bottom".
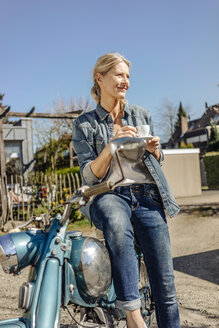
{"left": 146, "top": 136, "right": 160, "bottom": 154}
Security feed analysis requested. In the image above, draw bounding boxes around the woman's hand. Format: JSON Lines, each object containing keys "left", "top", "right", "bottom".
{"left": 146, "top": 136, "right": 160, "bottom": 153}
{"left": 113, "top": 126, "right": 137, "bottom": 139}
{"left": 146, "top": 136, "right": 161, "bottom": 161}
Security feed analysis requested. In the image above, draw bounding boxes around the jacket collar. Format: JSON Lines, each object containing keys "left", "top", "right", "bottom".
{"left": 96, "top": 103, "right": 110, "bottom": 120}
{"left": 96, "top": 102, "right": 130, "bottom": 121}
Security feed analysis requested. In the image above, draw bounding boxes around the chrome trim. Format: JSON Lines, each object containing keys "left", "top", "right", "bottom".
{"left": 0, "top": 234, "right": 18, "bottom": 273}
{"left": 19, "top": 281, "right": 34, "bottom": 311}
{"left": 67, "top": 231, "right": 83, "bottom": 238}
{"left": 27, "top": 228, "right": 43, "bottom": 233}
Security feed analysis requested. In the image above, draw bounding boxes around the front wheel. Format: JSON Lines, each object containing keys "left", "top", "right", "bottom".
{"left": 61, "top": 306, "right": 115, "bottom": 328}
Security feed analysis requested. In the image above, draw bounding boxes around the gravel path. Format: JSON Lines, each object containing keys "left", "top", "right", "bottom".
{"left": 0, "top": 213, "right": 218, "bottom": 327}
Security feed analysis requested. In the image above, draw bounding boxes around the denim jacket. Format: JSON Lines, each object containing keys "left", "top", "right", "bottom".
{"left": 72, "top": 103, "right": 180, "bottom": 218}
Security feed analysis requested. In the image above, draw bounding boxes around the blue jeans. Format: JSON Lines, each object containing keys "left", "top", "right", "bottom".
{"left": 90, "top": 183, "right": 180, "bottom": 328}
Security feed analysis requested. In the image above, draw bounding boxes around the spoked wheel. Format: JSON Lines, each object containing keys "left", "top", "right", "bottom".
{"left": 61, "top": 306, "right": 116, "bottom": 328}
{"left": 139, "top": 258, "right": 156, "bottom": 327}
{"left": 79, "top": 307, "right": 114, "bottom": 328}
{"left": 139, "top": 257, "right": 150, "bottom": 289}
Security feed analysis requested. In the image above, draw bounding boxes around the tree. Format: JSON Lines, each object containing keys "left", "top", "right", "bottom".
{"left": 33, "top": 98, "right": 92, "bottom": 172}
{"left": 209, "top": 121, "right": 218, "bottom": 142}
{"left": 52, "top": 97, "right": 92, "bottom": 136}
{"left": 174, "top": 101, "right": 187, "bottom": 129}
{"left": 154, "top": 100, "right": 191, "bottom": 144}
{"left": 207, "top": 121, "right": 219, "bottom": 152}
{"left": 34, "top": 133, "right": 71, "bottom": 172}
{"left": 155, "top": 100, "right": 177, "bottom": 143}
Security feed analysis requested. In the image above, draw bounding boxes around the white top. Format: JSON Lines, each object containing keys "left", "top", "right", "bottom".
{"left": 108, "top": 156, "right": 155, "bottom": 187}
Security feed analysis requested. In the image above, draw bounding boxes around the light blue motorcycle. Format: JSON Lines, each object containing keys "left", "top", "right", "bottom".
{"left": 0, "top": 138, "right": 155, "bottom": 328}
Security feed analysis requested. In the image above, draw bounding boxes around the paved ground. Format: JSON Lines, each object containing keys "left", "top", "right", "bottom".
{"left": 176, "top": 190, "right": 219, "bottom": 206}
{"left": 0, "top": 190, "right": 218, "bottom": 327}
{"left": 151, "top": 190, "right": 219, "bottom": 328}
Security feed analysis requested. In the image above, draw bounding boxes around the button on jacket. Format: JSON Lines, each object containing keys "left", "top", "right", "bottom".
{"left": 72, "top": 103, "right": 180, "bottom": 219}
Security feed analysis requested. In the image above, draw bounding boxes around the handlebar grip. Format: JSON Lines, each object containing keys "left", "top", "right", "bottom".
{"left": 82, "top": 181, "right": 112, "bottom": 200}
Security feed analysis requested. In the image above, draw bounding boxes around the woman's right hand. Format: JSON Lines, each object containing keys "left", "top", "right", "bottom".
{"left": 112, "top": 125, "right": 137, "bottom": 140}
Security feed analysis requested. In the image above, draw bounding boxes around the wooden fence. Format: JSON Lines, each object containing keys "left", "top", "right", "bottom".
{"left": 5, "top": 172, "right": 82, "bottom": 221}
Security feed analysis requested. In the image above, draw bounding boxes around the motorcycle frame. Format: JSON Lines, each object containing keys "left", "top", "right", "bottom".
{"left": 0, "top": 138, "right": 155, "bottom": 327}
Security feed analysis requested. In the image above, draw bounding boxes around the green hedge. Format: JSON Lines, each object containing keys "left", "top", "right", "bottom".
{"left": 54, "top": 166, "right": 80, "bottom": 175}
{"left": 204, "top": 152, "right": 219, "bottom": 189}
{"left": 207, "top": 140, "right": 219, "bottom": 152}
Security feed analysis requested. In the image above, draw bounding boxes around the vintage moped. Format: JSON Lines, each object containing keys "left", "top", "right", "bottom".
{"left": 0, "top": 137, "right": 155, "bottom": 328}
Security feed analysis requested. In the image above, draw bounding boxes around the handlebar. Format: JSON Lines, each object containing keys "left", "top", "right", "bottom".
{"left": 82, "top": 181, "right": 112, "bottom": 200}
{"left": 59, "top": 181, "right": 112, "bottom": 226}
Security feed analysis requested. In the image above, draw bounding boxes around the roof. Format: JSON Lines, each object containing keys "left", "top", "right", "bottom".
{"left": 163, "top": 103, "right": 219, "bottom": 149}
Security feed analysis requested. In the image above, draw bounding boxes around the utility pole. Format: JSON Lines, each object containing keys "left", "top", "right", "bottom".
{"left": 0, "top": 103, "right": 9, "bottom": 227}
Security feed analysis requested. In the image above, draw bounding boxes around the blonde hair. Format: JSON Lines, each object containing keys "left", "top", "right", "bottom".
{"left": 91, "top": 52, "right": 131, "bottom": 104}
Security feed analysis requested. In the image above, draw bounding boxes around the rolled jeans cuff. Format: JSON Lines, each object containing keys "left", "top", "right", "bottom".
{"left": 116, "top": 298, "right": 141, "bottom": 311}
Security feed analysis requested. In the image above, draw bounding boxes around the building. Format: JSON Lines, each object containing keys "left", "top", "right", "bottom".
{"left": 163, "top": 103, "right": 219, "bottom": 156}
{"left": 3, "top": 118, "right": 34, "bottom": 176}
{"left": 162, "top": 103, "right": 219, "bottom": 187}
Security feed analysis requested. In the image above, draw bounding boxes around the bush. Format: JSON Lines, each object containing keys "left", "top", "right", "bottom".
{"left": 32, "top": 201, "right": 83, "bottom": 222}
{"left": 207, "top": 140, "right": 219, "bottom": 152}
{"left": 26, "top": 167, "right": 82, "bottom": 222}
{"left": 180, "top": 141, "right": 194, "bottom": 148}
{"left": 54, "top": 167, "right": 80, "bottom": 175}
{"left": 204, "top": 152, "right": 219, "bottom": 189}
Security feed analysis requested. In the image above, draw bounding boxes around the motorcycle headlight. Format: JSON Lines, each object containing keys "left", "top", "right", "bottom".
{"left": 0, "top": 230, "right": 45, "bottom": 274}
{"left": 70, "top": 236, "right": 112, "bottom": 300}
{"left": 0, "top": 234, "right": 18, "bottom": 273}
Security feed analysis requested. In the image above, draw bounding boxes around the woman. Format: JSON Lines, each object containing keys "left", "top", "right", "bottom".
{"left": 72, "top": 53, "right": 180, "bottom": 328}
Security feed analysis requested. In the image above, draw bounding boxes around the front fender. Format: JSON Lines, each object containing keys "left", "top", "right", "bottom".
{"left": 0, "top": 317, "right": 28, "bottom": 327}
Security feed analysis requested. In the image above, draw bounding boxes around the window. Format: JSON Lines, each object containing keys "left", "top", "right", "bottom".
{"left": 4, "top": 141, "right": 23, "bottom": 174}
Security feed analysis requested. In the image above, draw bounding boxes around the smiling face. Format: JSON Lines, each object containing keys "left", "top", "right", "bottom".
{"left": 96, "top": 61, "right": 130, "bottom": 102}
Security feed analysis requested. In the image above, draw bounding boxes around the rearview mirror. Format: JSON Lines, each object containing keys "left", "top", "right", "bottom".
{"left": 110, "top": 137, "right": 146, "bottom": 161}
{"left": 108, "top": 137, "right": 147, "bottom": 187}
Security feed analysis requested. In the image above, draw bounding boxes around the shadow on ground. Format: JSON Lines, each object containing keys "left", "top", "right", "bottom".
{"left": 173, "top": 249, "right": 219, "bottom": 285}
{"left": 181, "top": 326, "right": 216, "bottom": 328}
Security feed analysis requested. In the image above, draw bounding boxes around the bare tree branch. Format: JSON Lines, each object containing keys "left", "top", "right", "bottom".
{"left": 154, "top": 99, "right": 192, "bottom": 143}
{"left": 52, "top": 97, "right": 92, "bottom": 135}
{"left": 33, "top": 97, "right": 93, "bottom": 154}
{"left": 154, "top": 99, "right": 178, "bottom": 143}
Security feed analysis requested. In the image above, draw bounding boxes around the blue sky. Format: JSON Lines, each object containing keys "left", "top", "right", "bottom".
{"left": 1, "top": 0, "right": 219, "bottom": 128}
